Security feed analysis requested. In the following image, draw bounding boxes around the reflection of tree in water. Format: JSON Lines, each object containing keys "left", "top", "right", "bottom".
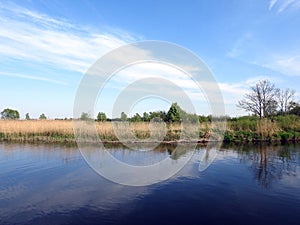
{"left": 166, "top": 143, "right": 192, "bottom": 160}
{"left": 227, "top": 143, "right": 300, "bottom": 189}
{"left": 166, "top": 143, "right": 211, "bottom": 160}
{"left": 101, "top": 142, "right": 299, "bottom": 188}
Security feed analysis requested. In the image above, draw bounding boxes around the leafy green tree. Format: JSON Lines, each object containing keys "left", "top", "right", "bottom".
{"left": 142, "top": 112, "right": 150, "bottom": 121}
{"left": 165, "top": 103, "right": 199, "bottom": 123}
{"left": 80, "top": 112, "right": 91, "bottom": 120}
{"left": 130, "top": 113, "right": 142, "bottom": 122}
{"left": 0, "top": 108, "right": 20, "bottom": 120}
{"left": 25, "top": 113, "right": 30, "bottom": 120}
{"left": 39, "top": 113, "right": 47, "bottom": 120}
{"left": 121, "top": 112, "right": 128, "bottom": 121}
{"left": 198, "top": 115, "right": 210, "bottom": 123}
{"left": 166, "top": 103, "right": 183, "bottom": 122}
{"left": 149, "top": 111, "right": 167, "bottom": 121}
{"left": 97, "top": 112, "right": 107, "bottom": 121}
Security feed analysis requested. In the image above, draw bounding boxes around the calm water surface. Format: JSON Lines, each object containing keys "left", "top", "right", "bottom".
{"left": 0, "top": 142, "right": 299, "bottom": 225}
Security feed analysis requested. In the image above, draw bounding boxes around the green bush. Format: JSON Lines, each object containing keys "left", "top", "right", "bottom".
{"left": 224, "top": 131, "right": 234, "bottom": 142}
{"left": 279, "top": 131, "right": 293, "bottom": 142}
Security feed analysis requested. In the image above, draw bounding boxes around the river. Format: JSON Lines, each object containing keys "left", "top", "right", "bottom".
{"left": 0, "top": 142, "right": 299, "bottom": 225}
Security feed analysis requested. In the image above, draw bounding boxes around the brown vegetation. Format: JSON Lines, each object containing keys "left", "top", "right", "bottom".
{"left": 0, "top": 118, "right": 299, "bottom": 143}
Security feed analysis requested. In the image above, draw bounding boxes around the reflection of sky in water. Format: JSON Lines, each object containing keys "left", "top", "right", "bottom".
{"left": 0, "top": 143, "right": 300, "bottom": 225}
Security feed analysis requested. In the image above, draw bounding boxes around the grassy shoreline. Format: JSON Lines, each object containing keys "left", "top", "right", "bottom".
{"left": 0, "top": 119, "right": 300, "bottom": 144}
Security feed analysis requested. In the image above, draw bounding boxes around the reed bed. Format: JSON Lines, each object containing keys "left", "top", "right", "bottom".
{"left": 226, "top": 116, "right": 300, "bottom": 142}
{"left": 0, "top": 120, "right": 210, "bottom": 143}
{"left": 0, "top": 118, "right": 299, "bottom": 143}
{"left": 0, "top": 120, "right": 74, "bottom": 142}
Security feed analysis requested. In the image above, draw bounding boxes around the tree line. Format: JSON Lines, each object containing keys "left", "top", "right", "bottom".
{"left": 83, "top": 79, "right": 299, "bottom": 122}
{"left": 81, "top": 102, "right": 203, "bottom": 123}
{"left": 0, "top": 109, "right": 48, "bottom": 120}
{"left": 2, "top": 79, "right": 299, "bottom": 122}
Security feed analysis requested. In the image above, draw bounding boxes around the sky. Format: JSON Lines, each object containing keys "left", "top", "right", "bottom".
{"left": 0, "top": 0, "right": 300, "bottom": 119}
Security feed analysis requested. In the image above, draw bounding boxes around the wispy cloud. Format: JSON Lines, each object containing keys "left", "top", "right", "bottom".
{"left": 227, "top": 31, "right": 300, "bottom": 77}
{"left": 269, "top": 0, "right": 278, "bottom": 10}
{"left": 100, "top": 62, "right": 274, "bottom": 107}
{"left": 0, "top": 3, "right": 137, "bottom": 74}
{"left": 268, "top": 0, "right": 300, "bottom": 13}
{"left": 0, "top": 71, "right": 68, "bottom": 85}
{"left": 263, "top": 55, "right": 300, "bottom": 76}
{"left": 226, "top": 33, "right": 253, "bottom": 58}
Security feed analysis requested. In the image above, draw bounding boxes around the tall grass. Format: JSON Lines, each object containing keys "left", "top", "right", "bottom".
{"left": 0, "top": 120, "right": 74, "bottom": 142}
{"left": 226, "top": 115, "right": 300, "bottom": 141}
{"left": 0, "top": 116, "right": 299, "bottom": 143}
{"left": 0, "top": 120, "right": 206, "bottom": 142}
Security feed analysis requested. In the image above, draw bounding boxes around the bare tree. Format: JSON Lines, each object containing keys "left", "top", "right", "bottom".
{"left": 237, "top": 80, "right": 278, "bottom": 118}
{"left": 277, "top": 88, "right": 295, "bottom": 115}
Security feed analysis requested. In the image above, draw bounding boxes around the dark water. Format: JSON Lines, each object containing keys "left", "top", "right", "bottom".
{"left": 0, "top": 142, "right": 299, "bottom": 225}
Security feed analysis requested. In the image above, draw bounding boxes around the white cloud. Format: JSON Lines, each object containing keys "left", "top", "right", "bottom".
{"left": 99, "top": 62, "right": 273, "bottom": 113}
{"left": 268, "top": 0, "right": 300, "bottom": 13}
{"left": 0, "top": 71, "right": 68, "bottom": 85}
{"left": 256, "top": 55, "right": 300, "bottom": 77}
{"left": 227, "top": 33, "right": 253, "bottom": 58}
{"left": 227, "top": 32, "right": 300, "bottom": 78}
{"left": 278, "top": 0, "right": 297, "bottom": 12}
{"left": 216, "top": 76, "right": 281, "bottom": 105}
{"left": 2, "top": 3, "right": 289, "bottom": 117}
{"left": 95, "top": 59, "right": 279, "bottom": 116}
{"left": 270, "top": 56, "right": 300, "bottom": 76}
{"left": 0, "top": 3, "right": 137, "bottom": 74}
{"left": 269, "top": 0, "right": 278, "bottom": 10}
{"left": 243, "top": 75, "right": 280, "bottom": 85}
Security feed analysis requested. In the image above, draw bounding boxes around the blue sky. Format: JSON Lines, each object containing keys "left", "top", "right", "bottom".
{"left": 0, "top": 0, "right": 300, "bottom": 118}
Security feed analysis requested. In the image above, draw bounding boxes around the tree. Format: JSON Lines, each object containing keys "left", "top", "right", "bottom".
{"left": 289, "top": 102, "right": 300, "bottom": 116}
{"left": 97, "top": 112, "right": 107, "bottom": 121}
{"left": 277, "top": 88, "right": 295, "bottom": 115}
{"left": 121, "top": 112, "right": 128, "bottom": 121}
{"left": 130, "top": 113, "right": 142, "bottom": 122}
{"left": 142, "top": 112, "right": 150, "bottom": 121}
{"left": 39, "top": 113, "right": 47, "bottom": 120}
{"left": 25, "top": 113, "right": 30, "bottom": 120}
{"left": 199, "top": 115, "right": 211, "bottom": 123}
{"left": 265, "top": 99, "right": 278, "bottom": 116}
{"left": 166, "top": 102, "right": 185, "bottom": 122}
{"left": 237, "top": 80, "right": 278, "bottom": 118}
{"left": 149, "top": 111, "right": 167, "bottom": 121}
{"left": 80, "top": 112, "right": 91, "bottom": 120}
{"left": 0, "top": 108, "right": 20, "bottom": 120}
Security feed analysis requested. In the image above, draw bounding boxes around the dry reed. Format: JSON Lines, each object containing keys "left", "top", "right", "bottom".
{"left": 0, "top": 118, "right": 298, "bottom": 143}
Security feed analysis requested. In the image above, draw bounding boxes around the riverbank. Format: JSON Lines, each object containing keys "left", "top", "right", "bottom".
{"left": 0, "top": 119, "right": 299, "bottom": 143}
